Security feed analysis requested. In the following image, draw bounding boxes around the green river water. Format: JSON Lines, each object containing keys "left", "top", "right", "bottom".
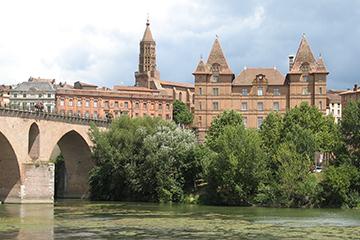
{"left": 0, "top": 201, "right": 360, "bottom": 239}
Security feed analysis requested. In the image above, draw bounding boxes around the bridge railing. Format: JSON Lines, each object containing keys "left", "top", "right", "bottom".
{"left": 0, "top": 107, "right": 110, "bottom": 127}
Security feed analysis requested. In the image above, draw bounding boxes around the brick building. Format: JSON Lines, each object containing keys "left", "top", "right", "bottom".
{"left": 54, "top": 19, "right": 193, "bottom": 121}
{"left": 193, "top": 35, "right": 328, "bottom": 141}
{"left": 340, "top": 84, "right": 360, "bottom": 107}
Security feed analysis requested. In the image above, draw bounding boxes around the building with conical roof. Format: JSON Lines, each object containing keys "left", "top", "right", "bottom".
{"left": 193, "top": 35, "right": 328, "bottom": 141}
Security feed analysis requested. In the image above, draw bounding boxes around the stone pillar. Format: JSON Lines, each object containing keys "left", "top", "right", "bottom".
{"left": 21, "top": 162, "right": 54, "bottom": 203}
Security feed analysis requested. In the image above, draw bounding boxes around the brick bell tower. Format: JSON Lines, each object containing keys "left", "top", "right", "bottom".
{"left": 135, "top": 17, "right": 160, "bottom": 88}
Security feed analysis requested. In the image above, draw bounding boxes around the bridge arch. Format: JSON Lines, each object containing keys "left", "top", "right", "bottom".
{"left": 52, "top": 130, "right": 94, "bottom": 199}
{"left": 28, "top": 122, "right": 40, "bottom": 160}
{"left": 0, "top": 131, "right": 21, "bottom": 203}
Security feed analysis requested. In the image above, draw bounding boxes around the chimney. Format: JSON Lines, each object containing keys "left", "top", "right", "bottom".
{"left": 354, "top": 84, "right": 358, "bottom": 91}
{"left": 288, "top": 55, "right": 295, "bottom": 71}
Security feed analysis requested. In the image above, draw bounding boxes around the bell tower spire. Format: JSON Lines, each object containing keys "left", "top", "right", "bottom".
{"left": 135, "top": 16, "right": 160, "bottom": 88}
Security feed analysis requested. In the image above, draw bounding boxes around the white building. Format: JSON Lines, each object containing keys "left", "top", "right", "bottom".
{"left": 326, "top": 90, "right": 342, "bottom": 123}
{"left": 10, "top": 77, "right": 56, "bottom": 113}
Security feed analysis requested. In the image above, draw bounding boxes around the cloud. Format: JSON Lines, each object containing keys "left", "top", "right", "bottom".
{"left": 0, "top": 0, "right": 359, "bottom": 89}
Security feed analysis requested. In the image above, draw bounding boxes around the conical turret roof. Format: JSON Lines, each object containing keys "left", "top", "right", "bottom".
{"left": 290, "top": 35, "right": 317, "bottom": 73}
{"left": 142, "top": 19, "right": 154, "bottom": 42}
{"left": 207, "top": 38, "right": 232, "bottom": 74}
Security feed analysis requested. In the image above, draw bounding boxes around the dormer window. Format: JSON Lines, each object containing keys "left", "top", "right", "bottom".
{"left": 211, "top": 63, "right": 220, "bottom": 72}
{"left": 257, "top": 87, "right": 263, "bottom": 96}
{"left": 300, "top": 62, "right": 310, "bottom": 72}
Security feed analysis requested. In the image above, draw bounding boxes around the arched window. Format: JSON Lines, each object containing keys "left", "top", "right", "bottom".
{"left": 179, "top": 92, "right": 182, "bottom": 101}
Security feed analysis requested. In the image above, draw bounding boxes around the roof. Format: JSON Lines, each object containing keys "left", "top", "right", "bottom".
{"left": 290, "top": 35, "right": 328, "bottom": 74}
{"left": 327, "top": 91, "right": 341, "bottom": 103}
{"left": 193, "top": 59, "right": 211, "bottom": 74}
{"left": 233, "top": 68, "right": 285, "bottom": 86}
{"left": 113, "top": 85, "right": 160, "bottom": 92}
{"left": 12, "top": 81, "right": 55, "bottom": 92}
{"left": 75, "top": 81, "right": 98, "bottom": 88}
{"left": 28, "top": 77, "right": 56, "bottom": 84}
{"left": 206, "top": 38, "right": 232, "bottom": 74}
{"left": 142, "top": 19, "right": 154, "bottom": 42}
{"left": 160, "top": 80, "right": 194, "bottom": 89}
{"left": 339, "top": 88, "right": 360, "bottom": 95}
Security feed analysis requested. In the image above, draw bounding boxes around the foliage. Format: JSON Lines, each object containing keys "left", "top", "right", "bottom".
{"left": 205, "top": 110, "right": 243, "bottom": 148}
{"left": 173, "top": 100, "right": 193, "bottom": 126}
{"left": 202, "top": 122, "right": 266, "bottom": 205}
{"left": 89, "top": 116, "right": 200, "bottom": 202}
{"left": 339, "top": 100, "right": 360, "bottom": 167}
{"left": 256, "top": 103, "right": 340, "bottom": 207}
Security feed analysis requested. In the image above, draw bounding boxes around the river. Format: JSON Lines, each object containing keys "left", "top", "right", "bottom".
{"left": 0, "top": 200, "right": 359, "bottom": 239}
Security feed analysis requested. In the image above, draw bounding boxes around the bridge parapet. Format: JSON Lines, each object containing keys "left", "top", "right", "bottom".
{"left": 0, "top": 108, "right": 109, "bottom": 127}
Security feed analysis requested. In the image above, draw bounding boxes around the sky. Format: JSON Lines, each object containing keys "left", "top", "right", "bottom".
{"left": 0, "top": 0, "right": 359, "bottom": 90}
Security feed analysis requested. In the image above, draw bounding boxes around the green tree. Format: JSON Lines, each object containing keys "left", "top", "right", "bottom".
{"left": 88, "top": 116, "right": 200, "bottom": 202}
{"left": 205, "top": 110, "right": 243, "bottom": 149}
{"left": 173, "top": 100, "right": 193, "bottom": 126}
{"left": 203, "top": 124, "right": 266, "bottom": 206}
{"left": 339, "top": 100, "right": 360, "bottom": 167}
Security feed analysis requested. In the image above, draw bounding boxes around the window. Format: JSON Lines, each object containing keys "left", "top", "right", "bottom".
{"left": 48, "top": 94, "right": 51, "bottom": 98}
{"left": 257, "top": 117, "right": 264, "bottom": 128}
{"left": 85, "top": 111, "right": 90, "bottom": 118}
{"left": 303, "top": 75, "right": 309, "bottom": 82}
{"left": 257, "top": 87, "right": 263, "bottom": 96}
{"left": 337, "top": 109, "right": 340, "bottom": 115}
{"left": 212, "top": 88, "right": 219, "bottom": 96}
{"left": 199, "top": 101, "right": 202, "bottom": 110}
{"left": 257, "top": 102, "right": 264, "bottom": 111}
{"left": 77, "top": 100, "right": 82, "bottom": 107}
{"left": 302, "top": 87, "right": 309, "bottom": 95}
{"left": 77, "top": 111, "right": 81, "bottom": 117}
{"left": 158, "top": 103, "right": 162, "bottom": 110}
{"left": 68, "top": 99, "right": 73, "bottom": 107}
{"left": 199, "top": 87, "right": 202, "bottom": 95}
{"left": 94, "top": 100, "right": 98, "bottom": 108}
{"left": 273, "top": 102, "right": 280, "bottom": 111}
{"left": 243, "top": 117, "right": 247, "bottom": 127}
{"left": 93, "top": 111, "right": 98, "bottom": 119}
{"left": 212, "top": 101, "right": 219, "bottom": 110}
{"left": 135, "top": 102, "right": 139, "bottom": 109}
{"left": 39, "top": 94, "right": 43, "bottom": 98}
{"left": 103, "top": 101, "right": 109, "bottom": 108}
{"left": 166, "top": 103, "right": 170, "bottom": 110}
{"left": 242, "top": 88, "right": 248, "bottom": 96}
{"left": 241, "top": 102, "right": 248, "bottom": 111}
{"left": 14, "top": 93, "right": 17, "bottom": 98}
{"left": 273, "top": 88, "right": 280, "bottom": 96}
{"left": 124, "top": 102, "right": 129, "bottom": 108}
{"left": 114, "top": 101, "right": 119, "bottom": 108}
{"left": 166, "top": 114, "right": 170, "bottom": 120}
{"left": 60, "top": 99, "right": 64, "bottom": 107}
{"left": 23, "top": 94, "right": 27, "bottom": 98}
{"left": 67, "top": 110, "right": 73, "bottom": 116}
{"left": 319, "top": 87, "right": 323, "bottom": 94}
{"left": 212, "top": 75, "right": 219, "bottom": 82}
{"left": 179, "top": 92, "right": 182, "bottom": 101}
{"left": 143, "top": 102, "right": 147, "bottom": 109}
{"left": 319, "top": 101, "right": 322, "bottom": 110}
{"left": 85, "top": 100, "right": 90, "bottom": 107}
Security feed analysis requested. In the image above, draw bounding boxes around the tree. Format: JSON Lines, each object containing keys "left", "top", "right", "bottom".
{"left": 205, "top": 110, "right": 243, "bottom": 149}
{"left": 173, "top": 100, "right": 193, "bottom": 126}
{"left": 89, "top": 116, "right": 200, "bottom": 202}
{"left": 203, "top": 125, "right": 266, "bottom": 206}
{"left": 339, "top": 99, "right": 360, "bottom": 167}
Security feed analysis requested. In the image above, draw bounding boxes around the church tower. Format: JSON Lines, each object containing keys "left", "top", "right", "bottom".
{"left": 135, "top": 18, "right": 160, "bottom": 88}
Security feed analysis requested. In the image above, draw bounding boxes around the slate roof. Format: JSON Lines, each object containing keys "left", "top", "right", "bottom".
{"left": 12, "top": 81, "right": 55, "bottom": 92}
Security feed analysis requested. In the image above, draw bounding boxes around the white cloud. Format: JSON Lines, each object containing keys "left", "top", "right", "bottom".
{"left": 0, "top": 0, "right": 265, "bottom": 86}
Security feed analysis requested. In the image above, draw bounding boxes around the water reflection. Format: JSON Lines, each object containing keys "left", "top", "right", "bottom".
{"left": 0, "top": 201, "right": 360, "bottom": 239}
{"left": 0, "top": 204, "right": 54, "bottom": 240}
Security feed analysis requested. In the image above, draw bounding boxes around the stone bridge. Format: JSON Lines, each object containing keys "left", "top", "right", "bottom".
{"left": 0, "top": 108, "right": 108, "bottom": 203}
